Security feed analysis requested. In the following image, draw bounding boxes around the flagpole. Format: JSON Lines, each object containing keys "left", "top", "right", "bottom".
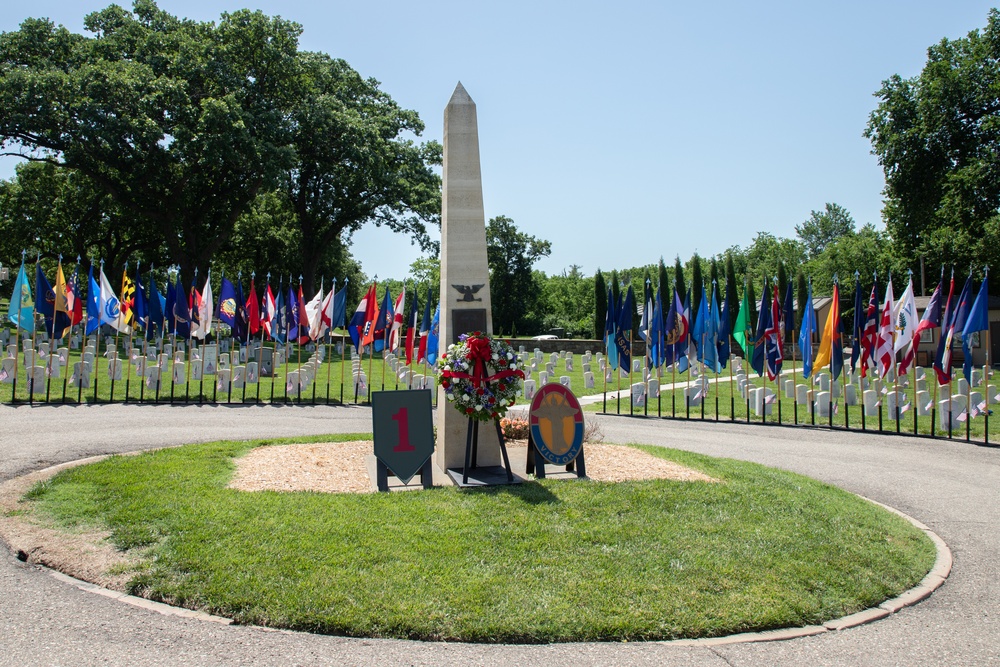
{"left": 168, "top": 267, "right": 177, "bottom": 405}
{"left": 124, "top": 262, "right": 135, "bottom": 404}
{"left": 267, "top": 273, "right": 276, "bottom": 405}
{"left": 109, "top": 264, "right": 124, "bottom": 404}
{"left": 239, "top": 270, "right": 248, "bottom": 405}
{"left": 200, "top": 268, "right": 210, "bottom": 405}
{"left": 984, "top": 266, "right": 991, "bottom": 445}
{"left": 966, "top": 269, "right": 973, "bottom": 443}
{"left": 45, "top": 256, "right": 62, "bottom": 403}
{"left": 184, "top": 268, "right": 196, "bottom": 404}
{"left": 29, "top": 253, "right": 41, "bottom": 405}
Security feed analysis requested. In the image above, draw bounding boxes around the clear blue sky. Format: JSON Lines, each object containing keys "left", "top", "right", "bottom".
{"left": 2, "top": 1, "right": 997, "bottom": 281}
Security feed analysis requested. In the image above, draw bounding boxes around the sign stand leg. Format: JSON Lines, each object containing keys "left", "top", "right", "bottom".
{"left": 420, "top": 458, "right": 433, "bottom": 489}
{"left": 493, "top": 419, "right": 514, "bottom": 483}
{"left": 376, "top": 459, "right": 389, "bottom": 492}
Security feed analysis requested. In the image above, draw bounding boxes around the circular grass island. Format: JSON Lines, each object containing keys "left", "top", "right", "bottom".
{"left": 13, "top": 434, "right": 935, "bottom": 643}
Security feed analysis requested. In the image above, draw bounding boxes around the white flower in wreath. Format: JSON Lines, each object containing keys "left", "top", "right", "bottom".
{"left": 447, "top": 393, "right": 455, "bottom": 401}
{"left": 475, "top": 404, "right": 483, "bottom": 411}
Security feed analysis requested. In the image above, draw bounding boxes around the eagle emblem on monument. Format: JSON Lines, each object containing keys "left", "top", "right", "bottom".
{"left": 452, "top": 284, "right": 484, "bottom": 302}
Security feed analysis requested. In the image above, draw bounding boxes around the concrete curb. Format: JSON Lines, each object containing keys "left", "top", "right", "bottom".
{"left": 6, "top": 452, "right": 952, "bottom": 645}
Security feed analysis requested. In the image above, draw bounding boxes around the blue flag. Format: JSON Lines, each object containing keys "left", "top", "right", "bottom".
{"left": 217, "top": 277, "right": 239, "bottom": 330}
{"left": 751, "top": 281, "right": 768, "bottom": 378}
{"left": 286, "top": 284, "right": 299, "bottom": 344}
{"left": 604, "top": 286, "right": 619, "bottom": 371}
{"left": 850, "top": 274, "right": 864, "bottom": 373}
{"left": 372, "top": 287, "right": 392, "bottom": 353}
{"left": 962, "top": 277, "right": 989, "bottom": 383}
{"left": 331, "top": 281, "right": 348, "bottom": 331}
{"left": 798, "top": 282, "right": 816, "bottom": 379}
{"left": 35, "top": 263, "right": 69, "bottom": 336}
{"left": 615, "top": 286, "right": 634, "bottom": 369}
{"left": 7, "top": 263, "right": 34, "bottom": 331}
{"left": 717, "top": 288, "right": 731, "bottom": 369}
{"left": 426, "top": 304, "right": 441, "bottom": 365}
{"left": 86, "top": 266, "right": 101, "bottom": 335}
{"left": 146, "top": 273, "right": 165, "bottom": 341}
{"left": 134, "top": 270, "right": 148, "bottom": 329}
{"left": 171, "top": 277, "right": 191, "bottom": 339}
{"left": 649, "top": 286, "right": 664, "bottom": 369}
{"left": 678, "top": 292, "right": 692, "bottom": 374}
{"left": 234, "top": 278, "right": 248, "bottom": 341}
{"left": 273, "top": 284, "right": 287, "bottom": 345}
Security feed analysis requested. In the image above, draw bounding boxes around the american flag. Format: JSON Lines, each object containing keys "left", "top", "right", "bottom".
{"left": 0, "top": 366, "right": 8, "bottom": 383}
{"left": 764, "top": 392, "right": 776, "bottom": 405}
{"left": 900, "top": 402, "right": 911, "bottom": 414}
{"left": 956, "top": 410, "right": 969, "bottom": 423}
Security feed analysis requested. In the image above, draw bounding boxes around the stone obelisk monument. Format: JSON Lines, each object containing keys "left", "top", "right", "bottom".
{"left": 435, "top": 82, "right": 502, "bottom": 472}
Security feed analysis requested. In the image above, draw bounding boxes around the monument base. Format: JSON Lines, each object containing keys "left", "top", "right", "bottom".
{"left": 447, "top": 466, "right": 523, "bottom": 488}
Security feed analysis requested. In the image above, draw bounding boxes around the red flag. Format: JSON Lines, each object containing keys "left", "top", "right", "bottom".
{"left": 262, "top": 284, "right": 276, "bottom": 338}
{"left": 387, "top": 288, "right": 406, "bottom": 352}
{"left": 360, "top": 282, "right": 379, "bottom": 348}
{"left": 296, "top": 285, "right": 310, "bottom": 345}
{"left": 875, "top": 280, "right": 895, "bottom": 379}
{"left": 246, "top": 278, "right": 260, "bottom": 336}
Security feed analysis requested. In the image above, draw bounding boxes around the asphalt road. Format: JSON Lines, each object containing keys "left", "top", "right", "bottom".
{"left": 1, "top": 404, "right": 998, "bottom": 666}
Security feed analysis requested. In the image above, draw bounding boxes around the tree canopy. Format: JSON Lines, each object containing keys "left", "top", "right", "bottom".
{"left": 0, "top": 1, "right": 440, "bottom": 290}
{"left": 866, "top": 8, "right": 1000, "bottom": 282}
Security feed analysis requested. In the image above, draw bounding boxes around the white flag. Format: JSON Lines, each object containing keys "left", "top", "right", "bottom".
{"left": 193, "top": 274, "right": 213, "bottom": 339}
{"left": 893, "top": 278, "right": 917, "bottom": 357}
{"left": 99, "top": 268, "right": 130, "bottom": 333}
{"left": 387, "top": 288, "right": 406, "bottom": 352}
{"left": 876, "top": 279, "right": 895, "bottom": 380}
{"left": 304, "top": 287, "right": 324, "bottom": 340}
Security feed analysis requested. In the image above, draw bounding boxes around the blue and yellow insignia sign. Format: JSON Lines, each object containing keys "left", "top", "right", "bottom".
{"left": 529, "top": 384, "right": 584, "bottom": 466}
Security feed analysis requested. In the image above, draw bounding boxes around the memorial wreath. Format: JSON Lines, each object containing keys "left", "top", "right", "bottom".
{"left": 438, "top": 331, "right": 524, "bottom": 422}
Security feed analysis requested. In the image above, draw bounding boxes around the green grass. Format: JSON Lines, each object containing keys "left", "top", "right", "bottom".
{"left": 22, "top": 434, "right": 936, "bottom": 642}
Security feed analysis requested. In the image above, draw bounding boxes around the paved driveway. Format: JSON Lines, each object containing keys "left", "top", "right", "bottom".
{"left": 1, "top": 404, "right": 997, "bottom": 666}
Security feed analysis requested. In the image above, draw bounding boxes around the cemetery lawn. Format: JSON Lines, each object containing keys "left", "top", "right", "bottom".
{"left": 22, "top": 434, "right": 935, "bottom": 643}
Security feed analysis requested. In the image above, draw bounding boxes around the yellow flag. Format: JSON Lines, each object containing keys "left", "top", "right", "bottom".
{"left": 54, "top": 263, "right": 72, "bottom": 338}
{"left": 121, "top": 269, "right": 136, "bottom": 329}
{"left": 811, "top": 286, "right": 840, "bottom": 372}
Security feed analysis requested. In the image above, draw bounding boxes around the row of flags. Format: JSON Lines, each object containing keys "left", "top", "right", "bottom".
{"left": 602, "top": 269, "right": 991, "bottom": 388}
{"left": 5, "top": 258, "right": 444, "bottom": 366}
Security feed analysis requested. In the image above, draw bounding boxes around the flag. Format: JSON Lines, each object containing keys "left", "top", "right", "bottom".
{"left": 311, "top": 285, "right": 335, "bottom": 341}
{"left": 614, "top": 286, "right": 634, "bottom": 369}
{"left": 67, "top": 264, "right": 84, "bottom": 329}
{"left": 782, "top": 280, "right": 795, "bottom": 345}
{"left": 36, "top": 263, "right": 69, "bottom": 336}
{"left": 417, "top": 287, "right": 433, "bottom": 363}
{"left": 8, "top": 263, "right": 34, "bottom": 332}
{"left": 287, "top": 284, "right": 300, "bottom": 344}
{"left": 134, "top": 268, "right": 148, "bottom": 330}
{"left": 697, "top": 286, "right": 720, "bottom": 373}
{"left": 350, "top": 283, "right": 377, "bottom": 353}
{"left": 604, "top": 286, "right": 619, "bottom": 371}
{"left": 859, "top": 282, "right": 879, "bottom": 378}
{"left": 272, "top": 283, "right": 287, "bottom": 344}
{"left": 937, "top": 275, "right": 971, "bottom": 384}
{"left": 691, "top": 287, "right": 709, "bottom": 354}
{"left": 649, "top": 286, "right": 664, "bottom": 369}
{"left": 961, "top": 277, "right": 989, "bottom": 383}
{"left": 850, "top": 274, "right": 864, "bottom": 374}
{"left": 718, "top": 288, "right": 731, "bottom": 369}
{"left": 99, "top": 266, "right": 129, "bottom": 333}
{"left": 662, "top": 288, "right": 685, "bottom": 368}
{"left": 933, "top": 273, "right": 957, "bottom": 384}
{"left": 246, "top": 278, "right": 260, "bottom": 337}
{"left": 120, "top": 268, "right": 136, "bottom": 330}
{"left": 425, "top": 304, "right": 441, "bottom": 365}
{"left": 798, "top": 281, "right": 816, "bottom": 379}
{"left": 193, "top": 273, "right": 213, "bottom": 340}
{"left": 733, "top": 286, "right": 752, "bottom": 357}
{"left": 893, "top": 278, "right": 918, "bottom": 375}
{"left": 405, "top": 290, "right": 419, "bottom": 364}
{"left": 262, "top": 283, "right": 277, "bottom": 339}
{"left": 304, "top": 285, "right": 324, "bottom": 341}
{"left": 217, "top": 277, "right": 239, "bottom": 331}
{"left": 678, "top": 292, "right": 692, "bottom": 373}
{"left": 764, "top": 285, "right": 784, "bottom": 381}
{"left": 751, "top": 280, "right": 768, "bottom": 378}
{"left": 330, "top": 281, "right": 348, "bottom": 332}
{"left": 875, "top": 279, "right": 895, "bottom": 380}
{"left": 639, "top": 282, "right": 653, "bottom": 347}
{"left": 372, "top": 287, "right": 393, "bottom": 353}
{"left": 146, "top": 272, "right": 165, "bottom": 341}
{"left": 904, "top": 278, "right": 942, "bottom": 376}
{"left": 388, "top": 287, "right": 406, "bottom": 352}
{"left": 53, "top": 262, "right": 73, "bottom": 339}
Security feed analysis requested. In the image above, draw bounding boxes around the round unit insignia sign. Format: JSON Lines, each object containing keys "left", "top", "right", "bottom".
{"left": 529, "top": 383, "right": 584, "bottom": 466}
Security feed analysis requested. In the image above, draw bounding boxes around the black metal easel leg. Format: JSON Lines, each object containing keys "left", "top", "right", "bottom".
{"left": 494, "top": 419, "right": 514, "bottom": 483}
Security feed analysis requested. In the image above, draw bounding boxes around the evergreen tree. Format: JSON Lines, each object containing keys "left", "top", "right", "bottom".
{"left": 658, "top": 257, "right": 669, "bottom": 297}
{"left": 725, "top": 253, "right": 739, "bottom": 332}
{"left": 796, "top": 269, "right": 808, "bottom": 332}
{"left": 673, "top": 257, "right": 686, "bottom": 305}
{"left": 747, "top": 278, "right": 758, "bottom": 331}
{"left": 710, "top": 257, "right": 720, "bottom": 293}
{"left": 777, "top": 262, "right": 790, "bottom": 342}
{"left": 611, "top": 270, "right": 621, "bottom": 314}
{"left": 594, "top": 269, "right": 606, "bottom": 339}
{"left": 691, "top": 253, "right": 704, "bottom": 325}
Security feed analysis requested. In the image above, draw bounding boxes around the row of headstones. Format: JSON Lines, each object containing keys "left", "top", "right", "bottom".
{"left": 1, "top": 335, "right": 295, "bottom": 391}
